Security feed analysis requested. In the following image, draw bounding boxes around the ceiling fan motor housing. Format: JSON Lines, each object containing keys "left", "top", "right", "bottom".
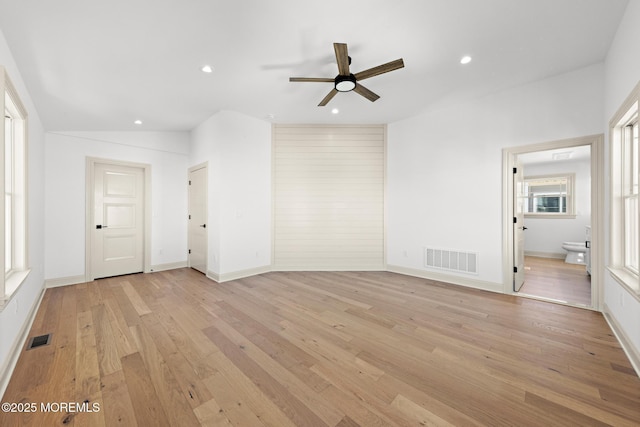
{"left": 335, "top": 74, "right": 357, "bottom": 92}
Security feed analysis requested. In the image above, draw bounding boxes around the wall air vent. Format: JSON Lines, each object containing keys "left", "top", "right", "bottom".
{"left": 424, "top": 248, "right": 478, "bottom": 274}
{"left": 26, "top": 333, "right": 52, "bottom": 350}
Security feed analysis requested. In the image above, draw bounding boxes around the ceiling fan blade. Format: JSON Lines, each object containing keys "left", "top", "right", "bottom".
{"left": 353, "top": 84, "right": 380, "bottom": 102}
{"left": 334, "top": 43, "right": 350, "bottom": 75}
{"left": 354, "top": 58, "right": 404, "bottom": 81}
{"left": 289, "top": 77, "right": 334, "bottom": 82}
{"left": 318, "top": 88, "right": 339, "bottom": 106}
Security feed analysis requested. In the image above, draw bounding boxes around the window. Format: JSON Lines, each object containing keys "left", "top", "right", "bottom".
{"left": 524, "top": 174, "right": 575, "bottom": 217}
{"left": 0, "top": 67, "right": 28, "bottom": 306}
{"left": 609, "top": 82, "right": 639, "bottom": 294}
{"left": 5, "top": 112, "right": 13, "bottom": 274}
{"left": 623, "top": 117, "right": 638, "bottom": 274}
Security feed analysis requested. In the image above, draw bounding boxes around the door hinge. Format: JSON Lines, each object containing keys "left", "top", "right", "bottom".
{"left": 513, "top": 167, "right": 517, "bottom": 174}
{"left": 188, "top": 249, "right": 191, "bottom": 254}
{"left": 189, "top": 180, "right": 191, "bottom": 185}
{"left": 513, "top": 266, "right": 518, "bottom": 273}
{"left": 188, "top": 214, "right": 191, "bottom": 220}
{"left": 513, "top": 217, "right": 517, "bottom": 224}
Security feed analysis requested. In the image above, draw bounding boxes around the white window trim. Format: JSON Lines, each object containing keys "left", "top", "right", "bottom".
{"left": 0, "top": 66, "right": 29, "bottom": 310}
{"left": 609, "top": 80, "right": 640, "bottom": 298}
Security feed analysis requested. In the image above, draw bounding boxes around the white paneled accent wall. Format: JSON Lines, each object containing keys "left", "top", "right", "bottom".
{"left": 273, "top": 125, "right": 385, "bottom": 270}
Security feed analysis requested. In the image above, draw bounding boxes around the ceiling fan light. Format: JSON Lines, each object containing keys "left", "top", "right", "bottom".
{"left": 335, "top": 74, "right": 356, "bottom": 92}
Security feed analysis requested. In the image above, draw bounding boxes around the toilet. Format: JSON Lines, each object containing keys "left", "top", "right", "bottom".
{"left": 561, "top": 241, "right": 586, "bottom": 264}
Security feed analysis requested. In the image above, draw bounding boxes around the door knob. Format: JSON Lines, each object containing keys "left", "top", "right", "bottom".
{"left": 200, "top": 224, "right": 206, "bottom": 228}
{"left": 96, "top": 224, "right": 107, "bottom": 229}
{"left": 522, "top": 226, "right": 528, "bottom": 230}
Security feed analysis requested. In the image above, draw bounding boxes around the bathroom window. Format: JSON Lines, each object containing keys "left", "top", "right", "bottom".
{"left": 524, "top": 174, "right": 575, "bottom": 218}
{"left": 609, "top": 83, "right": 639, "bottom": 294}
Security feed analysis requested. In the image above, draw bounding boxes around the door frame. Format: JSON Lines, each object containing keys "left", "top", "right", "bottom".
{"left": 85, "top": 157, "right": 152, "bottom": 282}
{"left": 188, "top": 162, "right": 208, "bottom": 274}
{"left": 502, "top": 134, "right": 604, "bottom": 310}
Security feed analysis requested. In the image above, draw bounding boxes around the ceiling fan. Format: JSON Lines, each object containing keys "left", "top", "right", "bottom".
{"left": 289, "top": 43, "right": 404, "bottom": 106}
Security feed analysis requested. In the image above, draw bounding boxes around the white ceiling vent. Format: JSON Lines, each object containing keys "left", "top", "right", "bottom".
{"left": 424, "top": 248, "right": 478, "bottom": 275}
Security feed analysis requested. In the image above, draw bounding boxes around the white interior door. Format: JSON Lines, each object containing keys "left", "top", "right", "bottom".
{"left": 188, "top": 166, "right": 207, "bottom": 274}
{"left": 92, "top": 163, "right": 144, "bottom": 279}
{"left": 513, "top": 159, "right": 526, "bottom": 291}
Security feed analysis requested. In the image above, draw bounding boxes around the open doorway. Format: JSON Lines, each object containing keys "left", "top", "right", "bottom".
{"left": 517, "top": 145, "right": 591, "bottom": 306}
{"left": 503, "top": 135, "right": 604, "bottom": 310}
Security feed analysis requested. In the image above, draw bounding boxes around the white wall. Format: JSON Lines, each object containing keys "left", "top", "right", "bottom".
{"left": 522, "top": 158, "right": 591, "bottom": 255}
{"left": 272, "top": 125, "right": 385, "bottom": 271}
{"left": 603, "top": 1, "right": 640, "bottom": 363}
{"left": 190, "top": 110, "right": 271, "bottom": 279}
{"left": 44, "top": 131, "right": 189, "bottom": 280}
{"left": 387, "top": 63, "right": 604, "bottom": 289}
{"left": 0, "top": 28, "right": 46, "bottom": 396}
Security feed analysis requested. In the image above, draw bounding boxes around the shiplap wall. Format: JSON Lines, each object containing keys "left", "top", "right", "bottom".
{"left": 273, "top": 125, "right": 385, "bottom": 270}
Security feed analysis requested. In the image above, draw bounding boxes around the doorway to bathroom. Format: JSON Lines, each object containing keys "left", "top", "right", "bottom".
{"left": 503, "top": 135, "right": 604, "bottom": 310}
{"left": 517, "top": 145, "right": 591, "bottom": 305}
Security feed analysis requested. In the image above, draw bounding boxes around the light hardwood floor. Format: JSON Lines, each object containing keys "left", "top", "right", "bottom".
{"left": 520, "top": 256, "right": 592, "bottom": 306}
{"left": 1, "top": 269, "right": 639, "bottom": 426}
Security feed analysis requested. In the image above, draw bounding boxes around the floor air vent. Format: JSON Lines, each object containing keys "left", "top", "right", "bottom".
{"left": 26, "top": 333, "right": 52, "bottom": 350}
{"left": 424, "top": 248, "right": 478, "bottom": 274}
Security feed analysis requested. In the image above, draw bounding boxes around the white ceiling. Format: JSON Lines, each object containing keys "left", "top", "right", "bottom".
{"left": 0, "top": 0, "right": 629, "bottom": 131}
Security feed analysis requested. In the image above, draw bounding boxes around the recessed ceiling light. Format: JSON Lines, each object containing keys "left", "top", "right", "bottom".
{"left": 331, "top": 108, "right": 339, "bottom": 114}
{"left": 460, "top": 56, "right": 472, "bottom": 65}
{"left": 201, "top": 65, "right": 214, "bottom": 73}
{"left": 134, "top": 119, "right": 142, "bottom": 125}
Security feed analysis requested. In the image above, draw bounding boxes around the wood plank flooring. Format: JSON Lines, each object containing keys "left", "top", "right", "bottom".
{"left": 520, "top": 256, "right": 591, "bottom": 306}
{"left": 1, "top": 269, "right": 639, "bottom": 426}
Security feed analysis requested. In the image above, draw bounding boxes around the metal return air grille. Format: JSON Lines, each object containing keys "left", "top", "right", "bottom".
{"left": 424, "top": 248, "right": 478, "bottom": 274}
{"left": 26, "top": 333, "right": 52, "bottom": 350}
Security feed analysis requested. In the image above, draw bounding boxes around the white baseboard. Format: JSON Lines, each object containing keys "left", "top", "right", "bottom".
{"left": 207, "top": 263, "right": 502, "bottom": 293}
{"left": 45, "top": 275, "right": 86, "bottom": 288}
{"left": 525, "top": 251, "right": 566, "bottom": 259}
{"left": 602, "top": 303, "right": 640, "bottom": 377}
{"left": 386, "top": 264, "right": 503, "bottom": 293}
{"left": 45, "top": 262, "right": 188, "bottom": 288}
{"left": 150, "top": 261, "right": 187, "bottom": 272}
{"left": 207, "top": 265, "right": 272, "bottom": 283}
{"left": 0, "top": 286, "right": 46, "bottom": 400}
